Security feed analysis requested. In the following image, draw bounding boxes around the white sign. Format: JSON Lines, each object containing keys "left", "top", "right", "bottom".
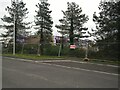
{"left": 70, "top": 45, "right": 76, "bottom": 49}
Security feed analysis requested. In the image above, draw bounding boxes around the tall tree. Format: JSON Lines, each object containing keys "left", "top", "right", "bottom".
{"left": 56, "top": 2, "right": 89, "bottom": 46}
{"left": 93, "top": 1, "right": 119, "bottom": 59}
{"left": 34, "top": 0, "right": 53, "bottom": 55}
{"left": 115, "top": 1, "right": 120, "bottom": 44}
{"left": 1, "top": 0, "right": 30, "bottom": 44}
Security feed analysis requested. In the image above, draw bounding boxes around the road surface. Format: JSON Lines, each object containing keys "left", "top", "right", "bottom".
{"left": 2, "top": 57, "right": 118, "bottom": 88}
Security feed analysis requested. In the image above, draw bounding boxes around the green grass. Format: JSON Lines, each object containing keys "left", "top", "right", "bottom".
{"left": 2, "top": 54, "right": 119, "bottom": 65}
{"left": 3, "top": 54, "right": 65, "bottom": 60}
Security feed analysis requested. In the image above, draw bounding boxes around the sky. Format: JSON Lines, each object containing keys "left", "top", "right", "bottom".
{"left": 0, "top": 0, "right": 101, "bottom": 37}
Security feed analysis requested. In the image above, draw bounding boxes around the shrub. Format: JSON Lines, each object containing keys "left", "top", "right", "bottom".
{"left": 44, "top": 45, "right": 59, "bottom": 56}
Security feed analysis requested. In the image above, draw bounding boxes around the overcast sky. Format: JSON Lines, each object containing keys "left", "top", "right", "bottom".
{"left": 0, "top": 0, "right": 101, "bottom": 36}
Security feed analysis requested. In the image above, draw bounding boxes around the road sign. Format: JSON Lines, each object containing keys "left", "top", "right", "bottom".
{"left": 70, "top": 45, "right": 76, "bottom": 49}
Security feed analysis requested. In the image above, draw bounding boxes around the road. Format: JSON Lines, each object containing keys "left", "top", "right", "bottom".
{"left": 2, "top": 57, "right": 118, "bottom": 88}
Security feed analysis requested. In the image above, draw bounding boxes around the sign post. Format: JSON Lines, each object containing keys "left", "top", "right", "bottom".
{"left": 83, "top": 40, "right": 89, "bottom": 61}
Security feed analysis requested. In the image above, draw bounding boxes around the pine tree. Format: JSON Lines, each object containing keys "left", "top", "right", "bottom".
{"left": 1, "top": 0, "right": 30, "bottom": 44}
{"left": 34, "top": 0, "right": 53, "bottom": 55}
{"left": 93, "top": 1, "right": 119, "bottom": 59}
{"left": 115, "top": 1, "right": 120, "bottom": 44}
{"left": 56, "top": 2, "right": 89, "bottom": 46}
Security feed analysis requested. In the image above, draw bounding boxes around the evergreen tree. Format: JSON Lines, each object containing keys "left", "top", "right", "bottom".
{"left": 56, "top": 2, "right": 89, "bottom": 46}
{"left": 93, "top": 1, "right": 119, "bottom": 59}
{"left": 1, "top": 0, "right": 30, "bottom": 44}
{"left": 115, "top": 1, "right": 120, "bottom": 44}
{"left": 34, "top": 0, "right": 53, "bottom": 55}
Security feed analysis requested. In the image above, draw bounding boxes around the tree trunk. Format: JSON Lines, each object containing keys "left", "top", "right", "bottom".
{"left": 37, "top": 43, "right": 40, "bottom": 56}
{"left": 69, "top": 17, "right": 74, "bottom": 45}
{"left": 38, "top": 28, "right": 44, "bottom": 56}
{"left": 61, "top": 35, "right": 64, "bottom": 49}
{"left": 21, "top": 43, "right": 25, "bottom": 54}
{"left": 40, "top": 27, "right": 44, "bottom": 55}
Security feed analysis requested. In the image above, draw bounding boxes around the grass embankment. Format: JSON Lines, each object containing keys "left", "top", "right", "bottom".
{"left": 3, "top": 54, "right": 119, "bottom": 65}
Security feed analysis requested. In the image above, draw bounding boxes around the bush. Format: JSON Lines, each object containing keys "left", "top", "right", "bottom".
{"left": 2, "top": 44, "right": 13, "bottom": 54}
{"left": 44, "top": 45, "right": 59, "bottom": 56}
{"left": 22, "top": 44, "right": 38, "bottom": 54}
{"left": 3, "top": 43, "right": 118, "bottom": 61}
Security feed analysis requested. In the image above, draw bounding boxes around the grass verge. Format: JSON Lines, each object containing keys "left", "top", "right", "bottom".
{"left": 64, "top": 57, "right": 119, "bottom": 65}
{"left": 2, "top": 54, "right": 65, "bottom": 60}
{"left": 2, "top": 54, "right": 119, "bottom": 66}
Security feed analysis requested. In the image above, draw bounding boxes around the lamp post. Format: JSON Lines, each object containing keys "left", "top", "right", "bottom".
{"left": 13, "top": 12, "right": 16, "bottom": 55}
{"left": 12, "top": 0, "right": 16, "bottom": 55}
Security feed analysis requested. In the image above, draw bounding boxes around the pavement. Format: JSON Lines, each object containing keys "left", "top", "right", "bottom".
{"left": 2, "top": 57, "right": 119, "bottom": 88}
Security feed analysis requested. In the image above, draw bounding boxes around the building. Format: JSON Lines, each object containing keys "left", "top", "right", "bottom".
{"left": 25, "top": 35, "right": 39, "bottom": 44}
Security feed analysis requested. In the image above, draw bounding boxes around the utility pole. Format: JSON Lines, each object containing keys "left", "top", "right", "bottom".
{"left": 13, "top": 13, "right": 16, "bottom": 55}
{"left": 12, "top": 0, "right": 17, "bottom": 55}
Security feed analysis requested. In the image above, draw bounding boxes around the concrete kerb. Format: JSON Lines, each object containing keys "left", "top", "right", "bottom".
{"left": 3, "top": 57, "right": 119, "bottom": 76}
{"left": 3, "top": 56, "right": 119, "bottom": 68}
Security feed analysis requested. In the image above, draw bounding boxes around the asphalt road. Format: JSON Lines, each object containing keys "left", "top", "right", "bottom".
{"left": 2, "top": 57, "right": 118, "bottom": 88}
